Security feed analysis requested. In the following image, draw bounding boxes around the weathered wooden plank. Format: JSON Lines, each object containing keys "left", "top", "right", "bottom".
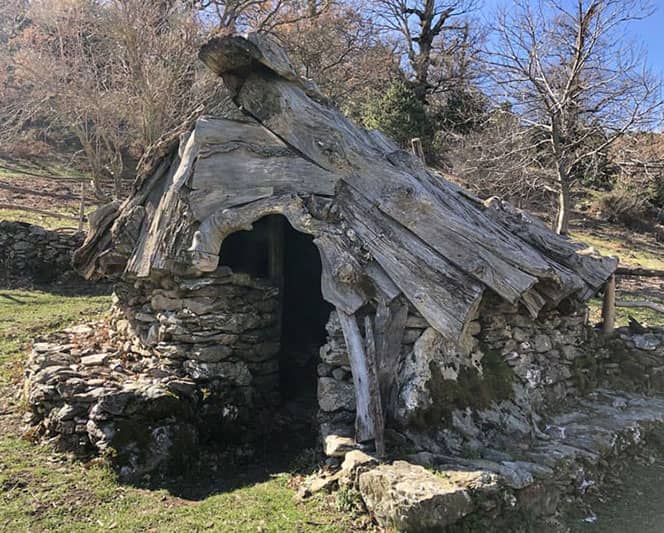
{"left": 364, "top": 315, "right": 385, "bottom": 457}
{"left": 232, "top": 71, "right": 548, "bottom": 304}
{"left": 314, "top": 233, "right": 369, "bottom": 314}
{"left": 339, "top": 183, "right": 484, "bottom": 345}
{"left": 126, "top": 128, "right": 199, "bottom": 277}
{"left": 338, "top": 310, "right": 374, "bottom": 443}
{"left": 366, "top": 261, "right": 401, "bottom": 303}
{"left": 188, "top": 119, "right": 336, "bottom": 220}
{"left": 374, "top": 299, "right": 408, "bottom": 419}
{"left": 483, "top": 198, "right": 617, "bottom": 294}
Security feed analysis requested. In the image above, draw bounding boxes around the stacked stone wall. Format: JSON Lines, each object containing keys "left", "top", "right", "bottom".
{"left": 0, "top": 220, "right": 84, "bottom": 286}
{"left": 113, "top": 267, "right": 282, "bottom": 408}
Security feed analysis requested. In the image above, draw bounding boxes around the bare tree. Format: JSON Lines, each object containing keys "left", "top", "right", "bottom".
{"left": 3, "top": 0, "right": 217, "bottom": 199}
{"left": 274, "top": 1, "right": 398, "bottom": 117}
{"left": 190, "top": 0, "right": 329, "bottom": 33}
{"left": 446, "top": 107, "right": 556, "bottom": 207}
{"left": 372, "top": 0, "right": 481, "bottom": 102}
{"left": 487, "top": 0, "right": 663, "bottom": 234}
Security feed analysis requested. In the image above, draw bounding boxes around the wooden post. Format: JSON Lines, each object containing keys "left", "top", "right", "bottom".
{"left": 78, "top": 182, "right": 86, "bottom": 232}
{"left": 338, "top": 310, "right": 374, "bottom": 443}
{"left": 364, "top": 315, "right": 385, "bottom": 457}
{"left": 410, "top": 137, "right": 424, "bottom": 161}
{"left": 602, "top": 273, "right": 616, "bottom": 335}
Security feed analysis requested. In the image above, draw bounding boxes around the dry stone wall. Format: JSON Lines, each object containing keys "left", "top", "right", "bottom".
{"left": 0, "top": 220, "right": 84, "bottom": 286}
{"left": 602, "top": 326, "right": 664, "bottom": 393}
{"left": 391, "top": 293, "right": 594, "bottom": 456}
{"left": 113, "top": 267, "right": 282, "bottom": 409}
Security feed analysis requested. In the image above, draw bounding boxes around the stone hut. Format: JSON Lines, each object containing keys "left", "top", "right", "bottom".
{"left": 68, "top": 33, "right": 618, "bottom": 469}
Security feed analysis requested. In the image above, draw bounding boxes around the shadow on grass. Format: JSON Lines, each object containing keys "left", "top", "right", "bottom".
{"left": 133, "top": 402, "right": 323, "bottom": 501}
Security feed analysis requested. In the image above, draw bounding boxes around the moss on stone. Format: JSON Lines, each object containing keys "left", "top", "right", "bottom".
{"left": 425, "top": 350, "right": 514, "bottom": 425}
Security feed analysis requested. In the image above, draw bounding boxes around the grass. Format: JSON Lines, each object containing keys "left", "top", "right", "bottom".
{"left": 0, "top": 290, "right": 110, "bottom": 385}
{"left": 0, "top": 290, "right": 367, "bottom": 532}
{"left": 570, "top": 228, "right": 664, "bottom": 271}
{"left": 0, "top": 156, "right": 89, "bottom": 181}
{"left": 0, "top": 436, "right": 349, "bottom": 532}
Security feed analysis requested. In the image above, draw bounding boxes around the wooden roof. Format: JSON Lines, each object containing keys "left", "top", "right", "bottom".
{"left": 74, "top": 33, "right": 617, "bottom": 349}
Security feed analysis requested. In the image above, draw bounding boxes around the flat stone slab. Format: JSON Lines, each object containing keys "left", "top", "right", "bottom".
{"left": 357, "top": 390, "right": 664, "bottom": 530}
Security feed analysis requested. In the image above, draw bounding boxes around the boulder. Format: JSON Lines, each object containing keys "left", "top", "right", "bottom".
{"left": 358, "top": 461, "right": 475, "bottom": 531}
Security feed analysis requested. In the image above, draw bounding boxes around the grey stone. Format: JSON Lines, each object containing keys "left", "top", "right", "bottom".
{"left": 318, "top": 377, "right": 355, "bottom": 412}
{"left": 533, "top": 334, "right": 553, "bottom": 353}
{"left": 80, "top": 353, "right": 109, "bottom": 367}
{"left": 183, "top": 360, "right": 252, "bottom": 385}
{"left": 633, "top": 334, "right": 659, "bottom": 351}
{"left": 323, "top": 434, "right": 357, "bottom": 457}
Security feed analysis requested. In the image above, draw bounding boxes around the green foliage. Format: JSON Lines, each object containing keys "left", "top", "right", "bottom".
{"left": 433, "top": 87, "right": 487, "bottom": 136}
{"left": 362, "top": 81, "right": 432, "bottom": 149}
{"left": 336, "top": 485, "right": 363, "bottom": 513}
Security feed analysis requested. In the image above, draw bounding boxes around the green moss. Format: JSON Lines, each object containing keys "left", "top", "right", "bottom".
{"left": 424, "top": 350, "right": 515, "bottom": 426}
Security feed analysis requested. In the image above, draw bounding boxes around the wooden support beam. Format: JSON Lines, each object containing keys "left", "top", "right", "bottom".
{"left": 364, "top": 315, "right": 385, "bottom": 457}
{"left": 374, "top": 299, "right": 408, "bottom": 419}
{"left": 602, "top": 274, "right": 616, "bottom": 335}
{"left": 337, "top": 310, "right": 374, "bottom": 443}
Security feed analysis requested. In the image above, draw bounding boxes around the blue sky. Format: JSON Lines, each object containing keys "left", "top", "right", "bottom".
{"left": 480, "top": 1, "right": 664, "bottom": 78}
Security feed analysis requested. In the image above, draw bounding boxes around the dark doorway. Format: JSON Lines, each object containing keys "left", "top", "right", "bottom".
{"left": 219, "top": 215, "right": 333, "bottom": 440}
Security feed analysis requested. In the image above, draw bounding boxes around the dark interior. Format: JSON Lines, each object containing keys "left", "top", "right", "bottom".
{"left": 219, "top": 214, "right": 332, "bottom": 412}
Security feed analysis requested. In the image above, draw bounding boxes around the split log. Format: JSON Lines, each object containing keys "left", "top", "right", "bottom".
{"left": 483, "top": 198, "right": 617, "bottom": 293}
{"left": 339, "top": 183, "right": 484, "bottom": 344}
{"left": 338, "top": 310, "right": 374, "bottom": 442}
{"left": 188, "top": 118, "right": 336, "bottom": 221}
{"left": 365, "top": 262, "right": 401, "bottom": 303}
{"left": 315, "top": 234, "right": 369, "bottom": 314}
{"left": 373, "top": 299, "right": 408, "bottom": 419}
{"left": 616, "top": 267, "right": 664, "bottom": 278}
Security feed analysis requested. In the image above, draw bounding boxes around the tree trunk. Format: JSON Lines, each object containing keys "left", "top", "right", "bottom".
{"left": 555, "top": 169, "right": 571, "bottom": 235}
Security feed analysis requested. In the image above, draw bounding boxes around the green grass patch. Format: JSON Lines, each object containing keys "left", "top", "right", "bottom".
{"left": 0, "top": 435, "right": 353, "bottom": 532}
{"left": 0, "top": 290, "right": 110, "bottom": 384}
{"left": 571, "top": 229, "right": 664, "bottom": 271}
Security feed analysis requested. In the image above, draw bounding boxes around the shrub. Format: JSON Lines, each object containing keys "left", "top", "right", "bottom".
{"left": 361, "top": 81, "right": 432, "bottom": 150}
{"left": 593, "top": 188, "right": 651, "bottom": 230}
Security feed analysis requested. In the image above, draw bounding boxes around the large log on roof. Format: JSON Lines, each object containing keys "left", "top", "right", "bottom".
{"left": 75, "top": 32, "right": 618, "bottom": 352}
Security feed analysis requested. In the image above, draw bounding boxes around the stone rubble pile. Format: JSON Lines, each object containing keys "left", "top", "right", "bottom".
{"left": 0, "top": 220, "right": 84, "bottom": 286}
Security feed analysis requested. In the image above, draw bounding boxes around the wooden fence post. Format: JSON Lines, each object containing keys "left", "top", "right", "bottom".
{"left": 410, "top": 138, "right": 424, "bottom": 161}
{"left": 602, "top": 273, "right": 616, "bottom": 335}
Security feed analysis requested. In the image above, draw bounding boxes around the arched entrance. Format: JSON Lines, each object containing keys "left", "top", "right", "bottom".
{"left": 219, "top": 214, "right": 333, "bottom": 446}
